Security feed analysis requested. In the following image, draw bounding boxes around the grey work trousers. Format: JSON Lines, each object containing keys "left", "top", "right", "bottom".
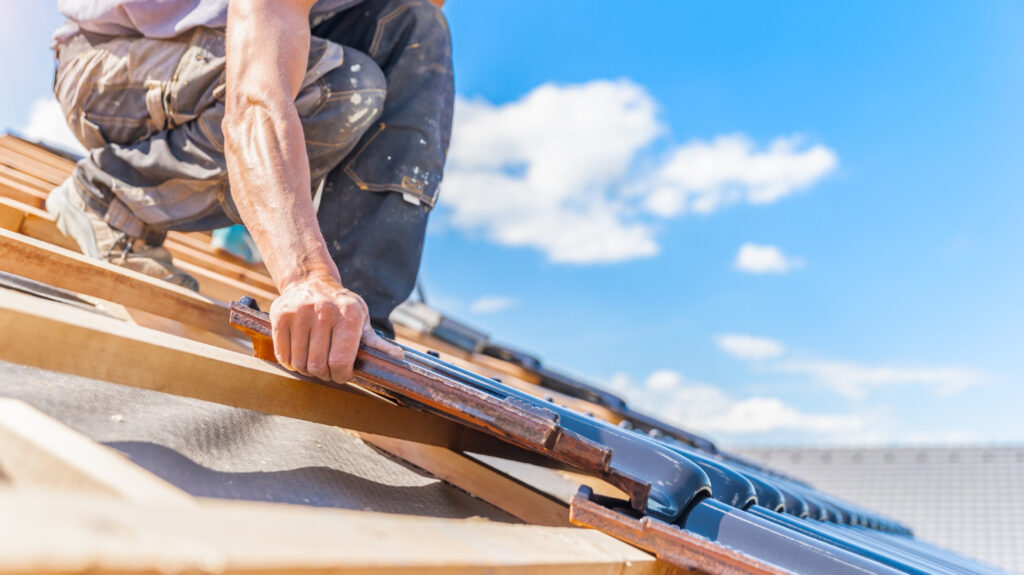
{"left": 54, "top": 0, "right": 454, "bottom": 335}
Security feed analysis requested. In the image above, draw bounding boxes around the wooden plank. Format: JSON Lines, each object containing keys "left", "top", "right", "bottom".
{"left": 467, "top": 453, "right": 630, "bottom": 506}
{"left": 169, "top": 229, "right": 274, "bottom": 278}
{"left": 0, "top": 147, "right": 69, "bottom": 186}
{"left": 121, "top": 306, "right": 251, "bottom": 353}
{"left": 0, "top": 196, "right": 79, "bottom": 251}
{"left": 0, "top": 134, "right": 78, "bottom": 172}
{"left": 0, "top": 399, "right": 193, "bottom": 504}
{"left": 165, "top": 238, "right": 277, "bottom": 294}
{"left": 176, "top": 258, "right": 277, "bottom": 308}
{"left": 0, "top": 163, "right": 53, "bottom": 193}
{"left": 0, "top": 176, "right": 47, "bottom": 209}
{"left": 0, "top": 202, "right": 23, "bottom": 232}
{"left": 361, "top": 433, "right": 573, "bottom": 528}
{"left": 0, "top": 286, "right": 469, "bottom": 449}
{"left": 0, "top": 489, "right": 667, "bottom": 575}
{"left": 0, "top": 227, "right": 242, "bottom": 340}
{"left": 0, "top": 195, "right": 276, "bottom": 306}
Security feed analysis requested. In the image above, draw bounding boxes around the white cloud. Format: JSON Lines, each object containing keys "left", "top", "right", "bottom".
{"left": 21, "top": 96, "right": 85, "bottom": 155}
{"left": 715, "top": 333, "right": 786, "bottom": 361}
{"left": 645, "top": 369, "right": 683, "bottom": 392}
{"left": 442, "top": 80, "right": 661, "bottom": 264}
{"left": 713, "top": 333, "right": 985, "bottom": 401}
{"left": 469, "top": 295, "right": 519, "bottom": 315}
{"left": 607, "top": 370, "right": 863, "bottom": 436}
{"left": 440, "top": 80, "right": 837, "bottom": 264}
{"left": 772, "top": 359, "right": 984, "bottom": 401}
{"left": 733, "top": 243, "right": 804, "bottom": 274}
{"left": 644, "top": 134, "right": 838, "bottom": 217}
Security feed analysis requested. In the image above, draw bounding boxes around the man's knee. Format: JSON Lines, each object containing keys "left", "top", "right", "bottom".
{"left": 301, "top": 48, "right": 386, "bottom": 152}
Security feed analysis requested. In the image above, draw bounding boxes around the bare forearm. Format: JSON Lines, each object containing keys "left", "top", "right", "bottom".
{"left": 224, "top": 98, "right": 337, "bottom": 288}
{"left": 223, "top": 0, "right": 335, "bottom": 291}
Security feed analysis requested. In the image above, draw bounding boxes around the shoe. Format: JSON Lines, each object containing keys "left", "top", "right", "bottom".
{"left": 46, "top": 178, "right": 200, "bottom": 292}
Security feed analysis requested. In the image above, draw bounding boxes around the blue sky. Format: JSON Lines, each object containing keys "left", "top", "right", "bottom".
{"left": 3, "top": 1, "right": 1023, "bottom": 447}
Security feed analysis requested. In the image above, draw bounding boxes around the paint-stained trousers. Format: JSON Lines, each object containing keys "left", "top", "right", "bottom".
{"left": 53, "top": 0, "right": 454, "bottom": 335}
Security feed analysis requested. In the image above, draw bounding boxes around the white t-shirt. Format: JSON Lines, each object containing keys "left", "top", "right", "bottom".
{"left": 54, "top": 0, "right": 364, "bottom": 45}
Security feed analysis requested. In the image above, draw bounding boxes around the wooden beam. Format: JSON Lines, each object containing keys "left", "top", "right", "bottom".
{"left": 0, "top": 202, "right": 23, "bottom": 232}
{"left": 169, "top": 229, "right": 273, "bottom": 278}
{"left": 165, "top": 238, "right": 277, "bottom": 294}
{"left": 0, "top": 147, "right": 68, "bottom": 186}
{"left": 0, "top": 489, "right": 666, "bottom": 575}
{"left": 0, "top": 399, "right": 193, "bottom": 504}
{"left": 0, "top": 174, "right": 278, "bottom": 292}
{"left": 0, "top": 134, "right": 78, "bottom": 171}
{"left": 0, "top": 163, "right": 53, "bottom": 194}
{"left": 176, "top": 258, "right": 277, "bottom": 308}
{"left": 0, "top": 175, "right": 47, "bottom": 209}
{"left": 0, "top": 195, "right": 276, "bottom": 305}
{"left": 0, "top": 227, "right": 242, "bottom": 340}
{"left": 0, "top": 196, "right": 78, "bottom": 250}
{"left": 361, "top": 433, "right": 572, "bottom": 528}
{"left": 0, "top": 286, "right": 472, "bottom": 449}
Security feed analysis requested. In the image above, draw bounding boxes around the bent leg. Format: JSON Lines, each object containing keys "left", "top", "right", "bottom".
{"left": 56, "top": 29, "right": 386, "bottom": 240}
{"left": 312, "top": 0, "right": 455, "bottom": 335}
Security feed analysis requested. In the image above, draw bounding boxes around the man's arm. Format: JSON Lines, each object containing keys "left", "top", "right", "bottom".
{"left": 223, "top": 0, "right": 401, "bottom": 384}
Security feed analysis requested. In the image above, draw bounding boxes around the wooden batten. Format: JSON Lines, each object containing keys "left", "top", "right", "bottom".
{"left": 0, "top": 490, "right": 667, "bottom": 575}
{"left": 0, "top": 194, "right": 277, "bottom": 307}
{"left": 361, "top": 433, "right": 573, "bottom": 528}
{"left": 0, "top": 227, "right": 240, "bottom": 340}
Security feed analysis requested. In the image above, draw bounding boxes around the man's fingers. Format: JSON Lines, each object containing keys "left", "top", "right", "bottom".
{"left": 289, "top": 318, "right": 311, "bottom": 375}
{"left": 305, "top": 323, "right": 333, "bottom": 380}
{"left": 362, "top": 325, "right": 404, "bottom": 359}
{"left": 272, "top": 315, "right": 292, "bottom": 370}
{"left": 328, "top": 324, "right": 359, "bottom": 383}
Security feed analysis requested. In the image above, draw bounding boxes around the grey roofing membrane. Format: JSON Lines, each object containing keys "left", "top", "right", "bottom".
{"left": 735, "top": 446, "right": 1024, "bottom": 575}
{"left": 0, "top": 359, "right": 517, "bottom": 522}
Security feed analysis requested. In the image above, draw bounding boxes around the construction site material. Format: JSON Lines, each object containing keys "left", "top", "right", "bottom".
{"left": 0, "top": 227, "right": 239, "bottom": 339}
{"left": 230, "top": 299, "right": 710, "bottom": 520}
{"left": 0, "top": 490, "right": 667, "bottom": 575}
{"left": 0, "top": 287, "right": 465, "bottom": 448}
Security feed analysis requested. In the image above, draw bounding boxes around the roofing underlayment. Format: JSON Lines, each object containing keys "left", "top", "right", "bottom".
{"left": 0, "top": 132, "right": 1018, "bottom": 574}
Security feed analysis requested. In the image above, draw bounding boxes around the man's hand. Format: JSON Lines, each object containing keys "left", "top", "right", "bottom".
{"left": 270, "top": 275, "right": 403, "bottom": 383}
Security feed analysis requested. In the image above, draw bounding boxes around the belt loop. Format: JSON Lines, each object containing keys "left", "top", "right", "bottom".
{"left": 145, "top": 80, "right": 168, "bottom": 132}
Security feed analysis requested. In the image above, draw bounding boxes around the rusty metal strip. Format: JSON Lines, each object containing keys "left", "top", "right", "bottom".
{"left": 569, "top": 487, "right": 789, "bottom": 575}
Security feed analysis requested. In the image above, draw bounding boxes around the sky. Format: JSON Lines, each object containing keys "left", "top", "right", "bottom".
{"left": 2, "top": 1, "right": 1023, "bottom": 448}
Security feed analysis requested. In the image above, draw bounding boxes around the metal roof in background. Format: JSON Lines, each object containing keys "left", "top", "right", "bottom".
{"left": 734, "top": 446, "right": 1024, "bottom": 575}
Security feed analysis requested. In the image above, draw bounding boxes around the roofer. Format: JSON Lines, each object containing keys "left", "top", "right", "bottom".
{"left": 47, "top": 0, "right": 453, "bottom": 382}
